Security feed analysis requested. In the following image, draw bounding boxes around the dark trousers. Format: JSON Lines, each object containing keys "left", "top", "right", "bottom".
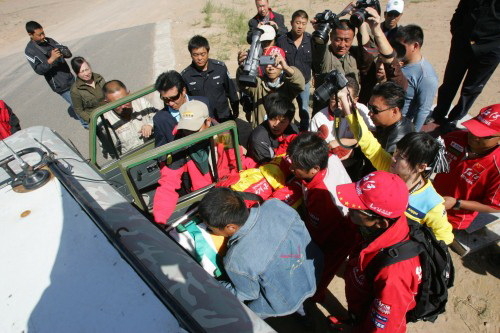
{"left": 433, "top": 36, "right": 500, "bottom": 123}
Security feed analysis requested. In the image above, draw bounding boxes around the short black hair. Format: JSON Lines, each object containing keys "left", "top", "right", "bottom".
{"left": 198, "top": 187, "right": 249, "bottom": 229}
{"left": 264, "top": 93, "right": 295, "bottom": 120}
{"left": 70, "top": 56, "right": 88, "bottom": 75}
{"left": 396, "top": 132, "right": 441, "bottom": 178}
{"left": 371, "top": 81, "right": 406, "bottom": 110}
{"left": 188, "top": 35, "right": 210, "bottom": 53}
{"left": 333, "top": 19, "right": 355, "bottom": 35}
{"left": 291, "top": 9, "right": 309, "bottom": 21}
{"left": 287, "top": 132, "right": 329, "bottom": 170}
{"left": 103, "top": 80, "right": 127, "bottom": 95}
{"left": 390, "top": 40, "right": 407, "bottom": 60}
{"left": 396, "top": 24, "right": 424, "bottom": 47}
{"left": 155, "top": 70, "right": 186, "bottom": 93}
{"left": 345, "top": 73, "right": 360, "bottom": 98}
{"left": 26, "top": 21, "right": 42, "bottom": 34}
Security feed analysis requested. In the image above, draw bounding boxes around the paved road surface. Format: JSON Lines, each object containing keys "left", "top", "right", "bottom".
{"left": 0, "top": 23, "right": 156, "bottom": 158}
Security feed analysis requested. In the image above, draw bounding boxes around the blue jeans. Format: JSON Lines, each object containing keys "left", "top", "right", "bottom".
{"left": 58, "top": 90, "right": 88, "bottom": 129}
{"left": 296, "top": 81, "right": 311, "bottom": 131}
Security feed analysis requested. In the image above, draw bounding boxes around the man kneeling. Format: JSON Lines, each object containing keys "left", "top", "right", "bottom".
{"left": 198, "top": 187, "right": 323, "bottom": 318}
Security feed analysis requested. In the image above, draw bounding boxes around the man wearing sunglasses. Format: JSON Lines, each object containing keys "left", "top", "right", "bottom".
{"left": 368, "top": 82, "right": 414, "bottom": 154}
{"left": 153, "top": 70, "right": 213, "bottom": 147}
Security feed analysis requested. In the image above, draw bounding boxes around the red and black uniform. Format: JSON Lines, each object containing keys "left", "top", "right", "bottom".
{"left": 433, "top": 130, "right": 500, "bottom": 229}
{"left": 247, "top": 121, "right": 298, "bottom": 165}
{"left": 0, "top": 100, "right": 20, "bottom": 139}
{"left": 345, "top": 216, "right": 422, "bottom": 333}
{"left": 299, "top": 155, "right": 358, "bottom": 301}
{"left": 153, "top": 143, "right": 241, "bottom": 224}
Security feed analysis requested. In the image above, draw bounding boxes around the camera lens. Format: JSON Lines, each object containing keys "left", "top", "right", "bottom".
{"left": 312, "top": 23, "right": 331, "bottom": 45}
{"left": 314, "top": 81, "right": 335, "bottom": 103}
{"left": 350, "top": 10, "right": 366, "bottom": 27}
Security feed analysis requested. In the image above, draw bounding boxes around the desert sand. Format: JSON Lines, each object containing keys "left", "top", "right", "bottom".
{"left": 0, "top": 0, "right": 498, "bottom": 332}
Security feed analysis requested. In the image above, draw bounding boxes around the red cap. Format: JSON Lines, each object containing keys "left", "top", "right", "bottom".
{"left": 462, "top": 104, "right": 500, "bottom": 137}
{"left": 263, "top": 46, "right": 286, "bottom": 59}
{"left": 336, "top": 171, "right": 409, "bottom": 218}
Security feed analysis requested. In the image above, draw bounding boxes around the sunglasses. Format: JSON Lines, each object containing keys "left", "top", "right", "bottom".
{"left": 161, "top": 90, "right": 182, "bottom": 103}
{"left": 368, "top": 104, "right": 393, "bottom": 115}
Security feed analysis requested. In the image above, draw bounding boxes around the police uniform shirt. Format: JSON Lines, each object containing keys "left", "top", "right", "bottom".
{"left": 181, "top": 59, "right": 239, "bottom": 122}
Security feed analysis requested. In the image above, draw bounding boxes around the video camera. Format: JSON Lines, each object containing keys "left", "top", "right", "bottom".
{"left": 239, "top": 28, "right": 277, "bottom": 88}
{"left": 349, "top": 0, "right": 381, "bottom": 27}
{"left": 311, "top": 10, "right": 340, "bottom": 45}
{"left": 313, "top": 70, "right": 349, "bottom": 103}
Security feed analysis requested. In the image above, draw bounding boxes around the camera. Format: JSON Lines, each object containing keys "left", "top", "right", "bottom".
{"left": 58, "top": 45, "right": 71, "bottom": 58}
{"left": 350, "top": 0, "right": 381, "bottom": 27}
{"left": 313, "top": 70, "right": 349, "bottom": 103}
{"left": 239, "top": 28, "right": 277, "bottom": 87}
{"left": 312, "top": 10, "right": 340, "bottom": 45}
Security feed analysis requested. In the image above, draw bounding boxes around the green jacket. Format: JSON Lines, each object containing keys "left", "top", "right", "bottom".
{"left": 237, "top": 67, "right": 305, "bottom": 128}
{"left": 70, "top": 73, "right": 106, "bottom": 123}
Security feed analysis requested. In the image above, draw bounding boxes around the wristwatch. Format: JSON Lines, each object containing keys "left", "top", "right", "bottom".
{"left": 452, "top": 199, "right": 462, "bottom": 210}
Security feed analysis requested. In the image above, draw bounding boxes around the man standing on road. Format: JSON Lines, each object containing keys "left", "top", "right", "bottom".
{"left": 430, "top": 0, "right": 500, "bottom": 132}
{"left": 246, "top": 0, "right": 287, "bottom": 44}
{"left": 396, "top": 24, "right": 438, "bottom": 131}
{"left": 182, "top": 35, "right": 239, "bottom": 123}
{"left": 276, "top": 10, "right": 313, "bottom": 131}
{"left": 24, "top": 21, "right": 74, "bottom": 107}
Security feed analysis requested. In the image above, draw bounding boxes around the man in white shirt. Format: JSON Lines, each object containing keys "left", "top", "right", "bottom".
{"left": 310, "top": 75, "right": 374, "bottom": 154}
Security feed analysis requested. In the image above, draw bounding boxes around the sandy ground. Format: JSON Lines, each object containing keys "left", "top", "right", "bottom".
{"left": 0, "top": 0, "right": 498, "bottom": 332}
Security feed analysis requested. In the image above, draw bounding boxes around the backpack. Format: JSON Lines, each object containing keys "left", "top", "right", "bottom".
{"left": 367, "top": 220, "right": 455, "bottom": 323}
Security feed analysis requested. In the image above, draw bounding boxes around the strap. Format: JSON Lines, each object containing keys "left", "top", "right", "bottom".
{"left": 366, "top": 240, "right": 424, "bottom": 279}
{"left": 31, "top": 40, "right": 49, "bottom": 56}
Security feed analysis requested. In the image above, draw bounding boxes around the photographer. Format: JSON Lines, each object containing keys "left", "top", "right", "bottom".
{"left": 246, "top": 0, "right": 287, "bottom": 44}
{"left": 356, "top": 6, "right": 408, "bottom": 105}
{"left": 24, "top": 21, "right": 74, "bottom": 110}
{"left": 236, "top": 46, "right": 305, "bottom": 128}
{"left": 311, "top": 18, "right": 360, "bottom": 88}
{"left": 311, "top": 12, "right": 376, "bottom": 113}
{"left": 276, "top": 10, "right": 313, "bottom": 131}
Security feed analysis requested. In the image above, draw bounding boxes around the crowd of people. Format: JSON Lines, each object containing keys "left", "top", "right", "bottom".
{"left": 18, "top": 0, "right": 500, "bottom": 332}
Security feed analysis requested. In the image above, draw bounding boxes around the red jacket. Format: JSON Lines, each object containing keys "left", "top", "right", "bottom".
{"left": 433, "top": 131, "right": 500, "bottom": 229}
{"left": 345, "top": 216, "right": 421, "bottom": 333}
{"left": 300, "top": 155, "right": 354, "bottom": 249}
{"left": 153, "top": 143, "right": 241, "bottom": 224}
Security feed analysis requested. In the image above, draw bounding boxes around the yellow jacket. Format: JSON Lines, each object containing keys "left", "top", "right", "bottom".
{"left": 346, "top": 112, "right": 454, "bottom": 244}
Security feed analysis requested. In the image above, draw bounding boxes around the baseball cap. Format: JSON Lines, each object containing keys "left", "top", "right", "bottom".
{"left": 462, "top": 104, "right": 500, "bottom": 137}
{"left": 259, "top": 25, "right": 276, "bottom": 42}
{"left": 177, "top": 100, "right": 209, "bottom": 131}
{"left": 336, "top": 171, "right": 409, "bottom": 218}
{"left": 386, "top": 0, "right": 404, "bottom": 14}
{"left": 263, "top": 46, "right": 286, "bottom": 59}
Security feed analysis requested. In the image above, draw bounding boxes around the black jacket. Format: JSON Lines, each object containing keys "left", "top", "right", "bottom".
{"left": 247, "top": 121, "right": 298, "bottom": 164}
{"left": 246, "top": 10, "right": 288, "bottom": 44}
{"left": 153, "top": 95, "right": 211, "bottom": 147}
{"left": 375, "top": 117, "right": 415, "bottom": 154}
{"left": 276, "top": 32, "right": 313, "bottom": 83}
{"left": 181, "top": 59, "right": 239, "bottom": 122}
{"left": 451, "top": 0, "right": 500, "bottom": 46}
{"left": 25, "top": 37, "right": 74, "bottom": 93}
